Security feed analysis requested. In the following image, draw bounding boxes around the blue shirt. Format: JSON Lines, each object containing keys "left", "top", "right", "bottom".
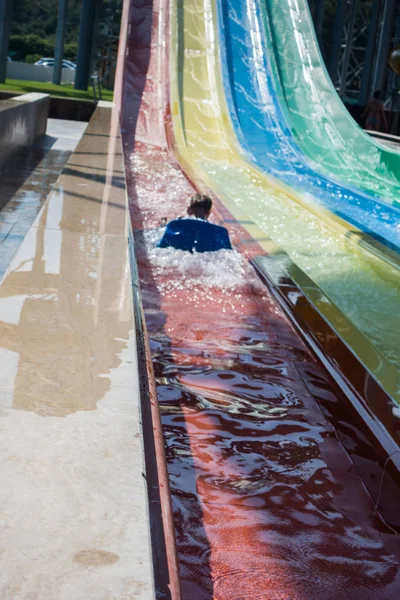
{"left": 158, "top": 218, "right": 232, "bottom": 253}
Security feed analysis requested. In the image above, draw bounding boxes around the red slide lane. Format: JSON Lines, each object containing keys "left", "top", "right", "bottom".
{"left": 118, "top": 0, "right": 400, "bottom": 598}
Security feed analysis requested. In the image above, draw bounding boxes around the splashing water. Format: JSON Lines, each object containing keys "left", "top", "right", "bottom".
{"left": 143, "top": 229, "right": 250, "bottom": 289}
{"left": 131, "top": 146, "right": 264, "bottom": 298}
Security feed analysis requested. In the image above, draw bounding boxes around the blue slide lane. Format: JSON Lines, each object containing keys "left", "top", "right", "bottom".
{"left": 216, "top": 0, "right": 400, "bottom": 252}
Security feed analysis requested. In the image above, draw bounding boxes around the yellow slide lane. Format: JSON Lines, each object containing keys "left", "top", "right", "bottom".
{"left": 169, "top": 0, "right": 400, "bottom": 402}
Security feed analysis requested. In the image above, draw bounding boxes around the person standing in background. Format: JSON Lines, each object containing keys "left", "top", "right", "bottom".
{"left": 363, "top": 90, "right": 387, "bottom": 132}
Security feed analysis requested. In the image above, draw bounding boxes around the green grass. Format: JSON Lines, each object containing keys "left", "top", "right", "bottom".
{"left": 0, "top": 79, "right": 114, "bottom": 102}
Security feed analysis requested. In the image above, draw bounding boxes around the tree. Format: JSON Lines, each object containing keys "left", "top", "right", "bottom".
{"left": 9, "top": 0, "right": 82, "bottom": 61}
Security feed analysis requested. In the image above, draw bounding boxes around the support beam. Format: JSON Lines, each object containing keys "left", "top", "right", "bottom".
{"left": 53, "top": 0, "right": 69, "bottom": 85}
{"left": 75, "top": 0, "right": 100, "bottom": 90}
{"left": 386, "top": 3, "right": 400, "bottom": 133}
{"left": 0, "top": 0, "right": 12, "bottom": 84}
{"left": 373, "top": 0, "right": 396, "bottom": 94}
{"left": 339, "top": 0, "right": 358, "bottom": 97}
{"left": 328, "top": 0, "right": 346, "bottom": 84}
{"left": 359, "top": 0, "right": 381, "bottom": 106}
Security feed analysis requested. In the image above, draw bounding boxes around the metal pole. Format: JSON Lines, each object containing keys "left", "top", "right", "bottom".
{"left": 359, "top": 0, "right": 381, "bottom": 106}
{"left": 387, "top": 3, "right": 400, "bottom": 133}
{"left": 0, "top": 0, "right": 12, "bottom": 84}
{"left": 328, "top": 0, "right": 347, "bottom": 84}
{"left": 75, "top": 0, "right": 99, "bottom": 90}
{"left": 53, "top": 0, "right": 69, "bottom": 85}
{"left": 339, "top": 0, "right": 358, "bottom": 97}
{"left": 372, "top": 0, "right": 396, "bottom": 94}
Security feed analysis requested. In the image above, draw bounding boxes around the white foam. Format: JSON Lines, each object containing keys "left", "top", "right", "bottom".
{"left": 142, "top": 228, "right": 251, "bottom": 291}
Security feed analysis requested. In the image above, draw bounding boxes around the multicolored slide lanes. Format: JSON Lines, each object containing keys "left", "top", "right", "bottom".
{"left": 120, "top": 0, "right": 400, "bottom": 597}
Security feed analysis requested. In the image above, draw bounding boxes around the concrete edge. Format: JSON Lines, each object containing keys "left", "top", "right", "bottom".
{"left": 12, "top": 92, "right": 50, "bottom": 103}
{"left": 127, "top": 222, "right": 182, "bottom": 600}
{"left": 0, "top": 92, "right": 49, "bottom": 171}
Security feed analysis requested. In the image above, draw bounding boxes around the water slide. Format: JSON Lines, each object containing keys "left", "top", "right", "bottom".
{"left": 170, "top": 0, "right": 400, "bottom": 402}
{"left": 262, "top": 0, "right": 400, "bottom": 207}
{"left": 120, "top": 0, "right": 400, "bottom": 596}
{"left": 218, "top": 0, "right": 400, "bottom": 251}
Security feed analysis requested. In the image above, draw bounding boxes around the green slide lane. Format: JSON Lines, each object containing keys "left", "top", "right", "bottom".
{"left": 264, "top": 0, "right": 400, "bottom": 205}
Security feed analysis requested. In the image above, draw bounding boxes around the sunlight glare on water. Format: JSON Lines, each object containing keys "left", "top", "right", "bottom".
{"left": 200, "top": 162, "right": 400, "bottom": 374}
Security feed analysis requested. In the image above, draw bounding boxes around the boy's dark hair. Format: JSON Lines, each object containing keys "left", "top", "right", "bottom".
{"left": 189, "top": 193, "right": 212, "bottom": 213}
{"left": 373, "top": 90, "right": 381, "bottom": 99}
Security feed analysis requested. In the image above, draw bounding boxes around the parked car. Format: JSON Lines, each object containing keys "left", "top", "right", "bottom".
{"left": 34, "top": 58, "right": 76, "bottom": 70}
{"left": 62, "top": 60, "right": 77, "bottom": 70}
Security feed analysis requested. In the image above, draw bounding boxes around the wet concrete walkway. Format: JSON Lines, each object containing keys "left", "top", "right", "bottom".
{"left": 0, "top": 119, "right": 87, "bottom": 280}
{"left": 0, "top": 108, "right": 155, "bottom": 599}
